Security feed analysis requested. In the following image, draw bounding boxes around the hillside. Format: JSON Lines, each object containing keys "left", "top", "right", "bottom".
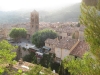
{"left": 0, "top": 3, "right": 80, "bottom": 24}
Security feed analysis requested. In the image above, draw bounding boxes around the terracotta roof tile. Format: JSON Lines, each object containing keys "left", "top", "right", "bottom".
{"left": 45, "top": 38, "right": 78, "bottom": 50}
{"left": 56, "top": 38, "right": 77, "bottom": 49}
{"left": 70, "top": 41, "right": 89, "bottom": 58}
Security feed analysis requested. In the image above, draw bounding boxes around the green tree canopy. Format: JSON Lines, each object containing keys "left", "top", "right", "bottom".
{"left": 40, "top": 53, "right": 55, "bottom": 68}
{"left": 0, "top": 40, "right": 16, "bottom": 74}
{"left": 80, "top": 0, "right": 100, "bottom": 60}
{"left": 63, "top": 53, "right": 99, "bottom": 75}
{"left": 32, "top": 29, "right": 58, "bottom": 47}
{"left": 9, "top": 28, "right": 27, "bottom": 41}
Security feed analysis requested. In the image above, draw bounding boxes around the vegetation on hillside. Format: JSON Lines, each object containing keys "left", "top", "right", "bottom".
{"left": 0, "top": 40, "right": 16, "bottom": 74}
{"left": 0, "top": 40, "right": 56, "bottom": 75}
{"left": 23, "top": 52, "right": 36, "bottom": 63}
{"left": 24, "top": 65, "right": 57, "bottom": 75}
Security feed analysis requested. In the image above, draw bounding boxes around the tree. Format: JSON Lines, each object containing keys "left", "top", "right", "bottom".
{"left": 63, "top": 53, "right": 100, "bottom": 75}
{"left": 0, "top": 40, "right": 16, "bottom": 74}
{"left": 23, "top": 52, "right": 37, "bottom": 63}
{"left": 40, "top": 53, "right": 54, "bottom": 68}
{"left": 9, "top": 28, "right": 27, "bottom": 41}
{"left": 58, "top": 61, "right": 70, "bottom": 75}
{"left": 62, "top": 0, "right": 100, "bottom": 75}
{"left": 32, "top": 29, "right": 58, "bottom": 48}
{"left": 80, "top": 0, "right": 100, "bottom": 61}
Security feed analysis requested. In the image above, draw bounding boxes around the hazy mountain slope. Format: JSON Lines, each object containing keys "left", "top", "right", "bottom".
{"left": 40, "top": 3, "right": 80, "bottom": 22}
{"left": 0, "top": 3, "right": 80, "bottom": 24}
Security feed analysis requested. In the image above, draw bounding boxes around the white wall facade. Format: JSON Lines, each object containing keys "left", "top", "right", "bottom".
{"left": 61, "top": 49, "right": 70, "bottom": 60}
{"left": 55, "top": 48, "right": 61, "bottom": 59}
{"left": 55, "top": 47, "right": 70, "bottom": 60}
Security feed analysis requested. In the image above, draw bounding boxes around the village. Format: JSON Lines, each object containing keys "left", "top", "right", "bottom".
{"left": 0, "top": 0, "right": 100, "bottom": 75}
{"left": 0, "top": 10, "right": 89, "bottom": 75}
{"left": 0, "top": 10, "right": 89, "bottom": 62}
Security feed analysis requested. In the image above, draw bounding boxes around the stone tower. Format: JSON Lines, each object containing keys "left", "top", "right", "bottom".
{"left": 30, "top": 10, "right": 39, "bottom": 36}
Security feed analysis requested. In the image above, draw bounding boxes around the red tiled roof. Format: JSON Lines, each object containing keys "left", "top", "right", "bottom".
{"left": 70, "top": 41, "right": 89, "bottom": 58}
{"left": 45, "top": 38, "right": 78, "bottom": 50}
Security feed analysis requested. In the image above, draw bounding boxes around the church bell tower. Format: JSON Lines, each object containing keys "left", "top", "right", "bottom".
{"left": 30, "top": 10, "right": 39, "bottom": 36}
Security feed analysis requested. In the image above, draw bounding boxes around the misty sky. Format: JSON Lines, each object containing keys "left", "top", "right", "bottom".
{"left": 0, "top": 0, "right": 82, "bottom": 11}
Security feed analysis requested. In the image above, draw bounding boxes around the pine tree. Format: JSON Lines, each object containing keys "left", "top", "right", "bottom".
{"left": 80, "top": 0, "right": 100, "bottom": 60}
{"left": 62, "top": 0, "right": 100, "bottom": 75}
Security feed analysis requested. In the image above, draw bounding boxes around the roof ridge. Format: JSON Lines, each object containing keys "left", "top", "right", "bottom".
{"left": 70, "top": 40, "right": 80, "bottom": 53}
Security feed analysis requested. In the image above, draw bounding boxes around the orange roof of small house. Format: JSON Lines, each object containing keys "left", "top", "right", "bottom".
{"left": 70, "top": 41, "right": 89, "bottom": 58}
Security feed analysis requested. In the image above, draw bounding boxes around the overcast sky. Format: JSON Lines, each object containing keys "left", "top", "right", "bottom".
{"left": 0, "top": 0, "right": 82, "bottom": 11}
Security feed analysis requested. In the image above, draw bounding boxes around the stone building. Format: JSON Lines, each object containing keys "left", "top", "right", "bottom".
{"left": 45, "top": 37, "right": 89, "bottom": 63}
{"left": 30, "top": 10, "right": 39, "bottom": 36}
